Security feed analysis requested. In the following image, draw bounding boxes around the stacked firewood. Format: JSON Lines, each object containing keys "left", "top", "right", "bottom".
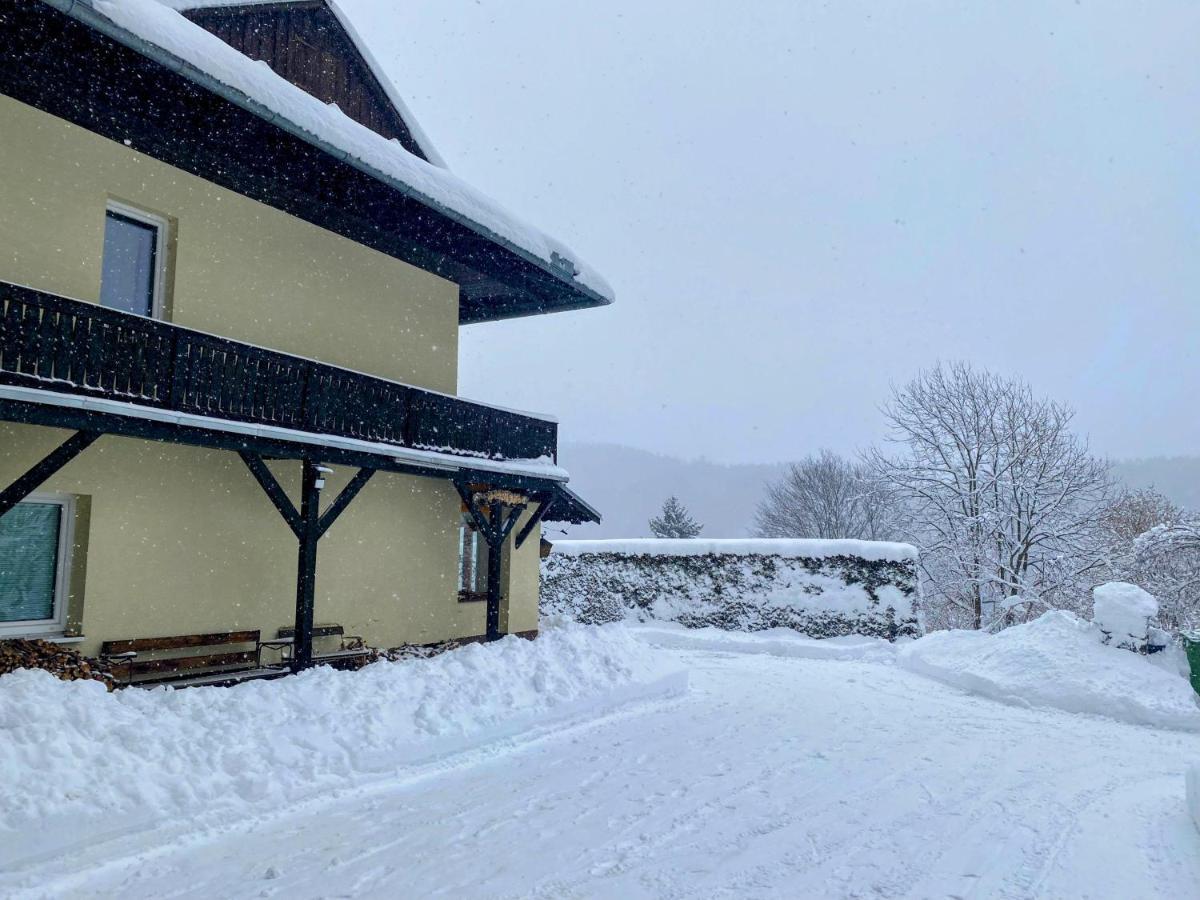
{"left": 368, "top": 639, "right": 466, "bottom": 664}
{"left": 0, "top": 639, "right": 114, "bottom": 689}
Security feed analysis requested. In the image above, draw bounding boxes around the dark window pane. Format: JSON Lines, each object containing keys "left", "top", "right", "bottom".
{"left": 0, "top": 503, "right": 62, "bottom": 623}
{"left": 100, "top": 211, "right": 159, "bottom": 316}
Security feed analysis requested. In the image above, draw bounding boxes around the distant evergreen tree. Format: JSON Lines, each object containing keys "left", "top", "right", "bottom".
{"left": 649, "top": 496, "right": 703, "bottom": 539}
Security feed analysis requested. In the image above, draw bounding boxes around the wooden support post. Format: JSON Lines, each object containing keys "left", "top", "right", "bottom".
{"left": 292, "top": 459, "right": 322, "bottom": 672}
{"left": 454, "top": 482, "right": 527, "bottom": 643}
{"left": 484, "top": 503, "right": 527, "bottom": 642}
{"left": 240, "top": 455, "right": 374, "bottom": 673}
{"left": 485, "top": 504, "right": 504, "bottom": 641}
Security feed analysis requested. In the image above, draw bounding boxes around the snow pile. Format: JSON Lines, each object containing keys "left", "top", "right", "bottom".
{"left": 898, "top": 611, "right": 1200, "bottom": 731}
{"left": 0, "top": 622, "right": 686, "bottom": 868}
{"left": 542, "top": 539, "right": 922, "bottom": 640}
{"left": 1093, "top": 581, "right": 1159, "bottom": 650}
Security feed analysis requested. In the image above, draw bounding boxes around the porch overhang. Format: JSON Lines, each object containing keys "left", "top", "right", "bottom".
{"left": 0, "top": 281, "right": 601, "bottom": 669}
{"left": 0, "top": 384, "right": 570, "bottom": 494}
{"left": 544, "top": 487, "right": 603, "bottom": 526}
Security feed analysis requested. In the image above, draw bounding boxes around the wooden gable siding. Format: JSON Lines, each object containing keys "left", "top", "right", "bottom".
{"left": 184, "top": 2, "right": 428, "bottom": 160}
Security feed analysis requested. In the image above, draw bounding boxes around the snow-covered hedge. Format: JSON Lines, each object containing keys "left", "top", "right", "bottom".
{"left": 541, "top": 539, "right": 922, "bottom": 640}
{"left": 0, "top": 622, "right": 686, "bottom": 869}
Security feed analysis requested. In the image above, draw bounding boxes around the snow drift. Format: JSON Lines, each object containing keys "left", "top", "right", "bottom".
{"left": 632, "top": 622, "right": 899, "bottom": 663}
{"left": 0, "top": 622, "right": 686, "bottom": 868}
{"left": 1189, "top": 763, "right": 1200, "bottom": 835}
{"left": 541, "top": 538, "right": 922, "bottom": 640}
{"left": 897, "top": 611, "right": 1200, "bottom": 732}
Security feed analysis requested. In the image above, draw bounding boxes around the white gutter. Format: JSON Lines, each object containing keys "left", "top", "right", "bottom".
{"left": 0, "top": 383, "right": 570, "bottom": 483}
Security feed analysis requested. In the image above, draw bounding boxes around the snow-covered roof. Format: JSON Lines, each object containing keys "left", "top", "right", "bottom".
{"left": 159, "top": 0, "right": 447, "bottom": 168}
{"left": 551, "top": 539, "right": 920, "bottom": 563}
{"left": 59, "top": 0, "right": 612, "bottom": 309}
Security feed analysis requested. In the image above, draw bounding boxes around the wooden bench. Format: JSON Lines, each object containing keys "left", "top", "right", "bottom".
{"left": 101, "top": 630, "right": 284, "bottom": 687}
{"left": 274, "top": 623, "right": 373, "bottom": 669}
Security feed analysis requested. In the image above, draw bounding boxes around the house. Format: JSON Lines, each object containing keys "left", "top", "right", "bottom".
{"left": 0, "top": 0, "right": 607, "bottom": 678}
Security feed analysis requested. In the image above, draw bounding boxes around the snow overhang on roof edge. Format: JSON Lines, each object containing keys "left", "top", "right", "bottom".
{"left": 43, "top": 0, "right": 614, "bottom": 315}
{"left": 159, "top": 0, "right": 448, "bottom": 169}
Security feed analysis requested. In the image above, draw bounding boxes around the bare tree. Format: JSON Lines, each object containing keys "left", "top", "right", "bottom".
{"left": 1097, "top": 487, "right": 1183, "bottom": 552}
{"left": 754, "top": 449, "right": 900, "bottom": 540}
{"left": 1095, "top": 486, "right": 1182, "bottom": 578}
{"left": 871, "top": 363, "right": 1112, "bottom": 630}
{"left": 1132, "top": 519, "right": 1200, "bottom": 630}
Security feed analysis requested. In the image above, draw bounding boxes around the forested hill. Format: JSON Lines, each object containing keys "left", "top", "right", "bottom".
{"left": 558, "top": 443, "right": 1200, "bottom": 539}
{"left": 554, "top": 444, "right": 785, "bottom": 539}
{"left": 1112, "top": 457, "right": 1200, "bottom": 511}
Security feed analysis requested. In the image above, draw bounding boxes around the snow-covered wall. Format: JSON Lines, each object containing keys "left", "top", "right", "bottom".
{"left": 541, "top": 539, "right": 922, "bottom": 640}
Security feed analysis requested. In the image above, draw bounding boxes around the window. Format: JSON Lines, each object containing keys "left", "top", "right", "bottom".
{"left": 0, "top": 495, "right": 74, "bottom": 636}
{"left": 100, "top": 202, "right": 167, "bottom": 318}
{"left": 458, "top": 517, "right": 489, "bottom": 600}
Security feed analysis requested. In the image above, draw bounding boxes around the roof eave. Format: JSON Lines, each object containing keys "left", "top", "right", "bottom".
{"left": 44, "top": 0, "right": 610, "bottom": 323}
{"left": 546, "top": 485, "right": 603, "bottom": 526}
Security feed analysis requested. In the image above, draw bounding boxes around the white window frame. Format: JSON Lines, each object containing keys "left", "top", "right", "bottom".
{"left": 103, "top": 200, "right": 169, "bottom": 320}
{"left": 457, "top": 519, "right": 485, "bottom": 598}
{"left": 0, "top": 492, "right": 76, "bottom": 638}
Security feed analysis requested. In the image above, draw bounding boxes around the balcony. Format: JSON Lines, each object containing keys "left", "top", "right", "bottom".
{"left": 0, "top": 279, "right": 597, "bottom": 665}
{"left": 0, "top": 281, "right": 557, "bottom": 468}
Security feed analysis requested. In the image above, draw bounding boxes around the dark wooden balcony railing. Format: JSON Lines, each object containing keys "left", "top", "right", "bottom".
{"left": 0, "top": 282, "right": 557, "bottom": 463}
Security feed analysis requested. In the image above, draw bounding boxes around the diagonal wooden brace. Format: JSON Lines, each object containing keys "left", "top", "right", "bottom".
{"left": 317, "top": 467, "right": 375, "bottom": 538}
{"left": 0, "top": 430, "right": 99, "bottom": 519}
{"left": 239, "top": 452, "right": 302, "bottom": 537}
{"left": 515, "top": 493, "right": 556, "bottom": 549}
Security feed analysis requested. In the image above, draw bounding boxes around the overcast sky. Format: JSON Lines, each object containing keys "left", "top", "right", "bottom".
{"left": 347, "top": 0, "right": 1200, "bottom": 464}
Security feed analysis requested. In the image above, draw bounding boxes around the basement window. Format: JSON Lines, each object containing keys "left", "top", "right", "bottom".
{"left": 100, "top": 202, "right": 168, "bottom": 318}
{"left": 0, "top": 495, "right": 74, "bottom": 637}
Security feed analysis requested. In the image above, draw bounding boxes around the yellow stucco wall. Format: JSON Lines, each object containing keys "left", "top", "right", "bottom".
{"left": 0, "top": 96, "right": 544, "bottom": 653}
{"left": 500, "top": 508, "right": 542, "bottom": 635}
{"left": 0, "top": 424, "right": 495, "bottom": 657}
{"left": 0, "top": 94, "right": 458, "bottom": 392}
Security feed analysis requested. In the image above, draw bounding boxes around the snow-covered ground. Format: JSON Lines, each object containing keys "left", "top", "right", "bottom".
{"left": 0, "top": 623, "right": 685, "bottom": 871}
{"left": 3, "top": 621, "right": 1199, "bottom": 899}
